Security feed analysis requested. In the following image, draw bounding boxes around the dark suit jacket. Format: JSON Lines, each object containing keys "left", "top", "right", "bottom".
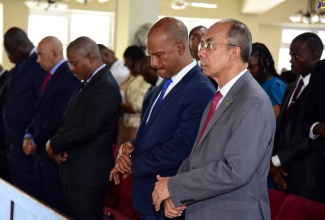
{"left": 274, "top": 79, "right": 319, "bottom": 197}
{"left": 26, "top": 61, "right": 79, "bottom": 149}
{"left": 130, "top": 64, "right": 215, "bottom": 215}
{"left": 3, "top": 52, "right": 46, "bottom": 143}
{"left": 0, "top": 70, "right": 11, "bottom": 147}
{"left": 302, "top": 59, "right": 325, "bottom": 203}
{"left": 50, "top": 66, "right": 121, "bottom": 189}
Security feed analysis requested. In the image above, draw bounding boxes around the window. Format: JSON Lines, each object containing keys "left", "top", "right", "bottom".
{"left": 279, "top": 28, "right": 325, "bottom": 72}
{"left": 28, "top": 9, "right": 115, "bottom": 56}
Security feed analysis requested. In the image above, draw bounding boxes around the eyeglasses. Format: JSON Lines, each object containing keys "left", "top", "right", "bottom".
{"left": 198, "top": 42, "right": 236, "bottom": 52}
{"left": 68, "top": 54, "right": 88, "bottom": 67}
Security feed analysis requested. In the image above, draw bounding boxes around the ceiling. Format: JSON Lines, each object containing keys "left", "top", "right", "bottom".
{"left": 241, "top": 0, "right": 286, "bottom": 14}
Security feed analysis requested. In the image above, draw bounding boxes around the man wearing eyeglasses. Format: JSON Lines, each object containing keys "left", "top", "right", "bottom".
{"left": 152, "top": 19, "right": 275, "bottom": 220}
{"left": 46, "top": 36, "right": 121, "bottom": 220}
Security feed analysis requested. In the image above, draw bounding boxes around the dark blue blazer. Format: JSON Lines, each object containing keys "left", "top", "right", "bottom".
{"left": 26, "top": 61, "right": 79, "bottom": 149}
{"left": 3, "top": 52, "right": 46, "bottom": 143}
{"left": 130, "top": 64, "right": 215, "bottom": 215}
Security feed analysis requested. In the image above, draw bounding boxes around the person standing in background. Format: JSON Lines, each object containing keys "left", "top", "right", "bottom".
{"left": 22, "top": 36, "right": 79, "bottom": 214}
{"left": 139, "top": 56, "right": 162, "bottom": 119}
{"left": 189, "top": 25, "right": 218, "bottom": 89}
{"left": 117, "top": 45, "right": 150, "bottom": 146}
{"left": 98, "top": 44, "right": 129, "bottom": 86}
{"left": 189, "top": 26, "right": 207, "bottom": 61}
{"left": 248, "top": 42, "right": 287, "bottom": 119}
{"left": 46, "top": 36, "right": 121, "bottom": 220}
{"left": 269, "top": 33, "right": 324, "bottom": 202}
{"left": 3, "top": 27, "right": 46, "bottom": 197}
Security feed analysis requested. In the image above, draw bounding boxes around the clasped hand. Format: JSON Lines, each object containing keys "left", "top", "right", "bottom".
{"left": 45, "top": 141, "right": 68, "bottom": 164}
{"left": 152, "top": 175, "right": 186, "bottom": 218}
{"left": 109, "top": 142, "right": 134, "bottom": 185}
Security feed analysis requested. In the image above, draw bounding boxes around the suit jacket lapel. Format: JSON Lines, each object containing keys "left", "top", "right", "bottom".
{"left": 195, "top": 71, "right": 251, "bottom": 149}
{"left": 138, "top": 64, "right": 200, "bottom": 137}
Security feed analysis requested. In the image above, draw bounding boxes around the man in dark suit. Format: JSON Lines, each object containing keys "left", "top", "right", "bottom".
{"left": 22, "top": 36, "right": 79, "bottom": 214}
{"left": 46, "top": 36, "right": 121, "bottom": 220}
{"left": 302, "top": 59, "right": 325, "bottom": 203}
{"left": 269, "top": 33, "right": 323, "bottom": 201}
{"left": 110, "top": 17, "right": 215, "bottom": 220}
{"left": 3, "top": 27, "right": 46, "bottom": 197}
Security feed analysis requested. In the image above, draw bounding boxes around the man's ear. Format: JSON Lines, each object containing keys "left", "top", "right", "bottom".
{"left": 229, "top": 46, "right": 240, "bottom": 62}
{"left": 177, "top": 43, "right": 185, "bottom": 56}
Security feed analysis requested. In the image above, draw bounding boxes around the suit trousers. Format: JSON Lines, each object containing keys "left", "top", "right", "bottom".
{"left": 6, "top": 128, "right": 38, "bottom": 198}
{"left": 35, "top": 150, "right": 67, "bottom": 214}
{"left": 63, "top": 185, "right": 107, "bottom": 220}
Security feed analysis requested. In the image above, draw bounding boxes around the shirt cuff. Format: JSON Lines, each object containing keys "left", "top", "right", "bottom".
{"left": 24, "top": 133, "right": 33, "bottom": 139}
{"left": 272, "top": 155, "right": 281, "bottom": 167}
{"left": 309, "top": 122, "right": 320, "bottom": 139}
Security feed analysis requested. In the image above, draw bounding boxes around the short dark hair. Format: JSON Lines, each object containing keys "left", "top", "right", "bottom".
{"left": 189, "top": 25, "right": 207, "bottom": 38}
{"left": 123, "top": 45, "right": 145, "bottom": 63}
{"left": 291, "top": 32, "right": 323, "bottom": 58}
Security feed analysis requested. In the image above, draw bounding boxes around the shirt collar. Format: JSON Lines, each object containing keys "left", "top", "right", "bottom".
{"left": 170, "top": 59, "right": 196, "bottom": 84}
{"left": 219, "top": 69, "right": 247, "bottom": 97}
{"left": 86, "top": 64, "right": 106, "bottom": 84}
{"left": 49, "top": 59, "right": 66, "bottom": 75}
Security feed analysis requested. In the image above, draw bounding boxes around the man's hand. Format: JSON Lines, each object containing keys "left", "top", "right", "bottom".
{"left": 314, "top": 122, "right": 325, "bottom": 138}
{"left": 164, "top": 198, "right": 186, "bottom": 218}
{"left": 269, "top": 162, "right": 287, "bottom": 189}
{"left": 109, "top": 142, "right": 135, "bottom": 184}
{"left": 109, "top": 167, "right": 131, "bottom": 185}
{"left": 22, "top": 138, "right": 37, "bottom": 155}
{"left": 46, "top": 141, "right": 68, "bottom": 164}
{"left": 152, "top": 175, "right": 170, "bottom": 211}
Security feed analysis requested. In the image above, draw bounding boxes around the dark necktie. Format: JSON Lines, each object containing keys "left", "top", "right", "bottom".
{"left": 275, "top": 79, "right": 304, "bottom": 152}
{"left": 196, "top": 91, "right": 223, "bottom": 147}
{"left": 285, "top": 79, "right": 304, "bottom": 116}
{"left": 41, "top": 72, "right": 52, "bottom": 92}
{"left": 152, "top": 78, "right": 172, "bottom": 112}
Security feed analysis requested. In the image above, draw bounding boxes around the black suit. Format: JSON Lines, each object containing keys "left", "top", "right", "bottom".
{"left": 26, "top": 61, "right": 79, "bottom": 213}
{"left": 50, "top": 66, "right": 121, "bottom": 219}
{"left": 0, "top": 69, "right": 11, "bottom": 181}
{"left": 274, "top": 78, "right": 319, "bottom": 200}
{"left": 3, "top": 52, "right": 46, "bottom": 197}
{"left": 302, "top": 59, "right": 325, "bottom": 203}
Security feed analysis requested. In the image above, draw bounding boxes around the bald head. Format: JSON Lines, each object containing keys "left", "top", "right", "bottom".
{"left": 146, "top": 17, "right": 193, "bottom": 78}
{"left": 68, "top": 37, "right": 101, "bottom": 58}
{"left": 37, "top": 36, "right": 64, "bottom": 71}
{"left": 67, "top": 36, "right": 103, "bottom": 81}
{"left": 148, "top": 17, "right": 189, "bottom": 49}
